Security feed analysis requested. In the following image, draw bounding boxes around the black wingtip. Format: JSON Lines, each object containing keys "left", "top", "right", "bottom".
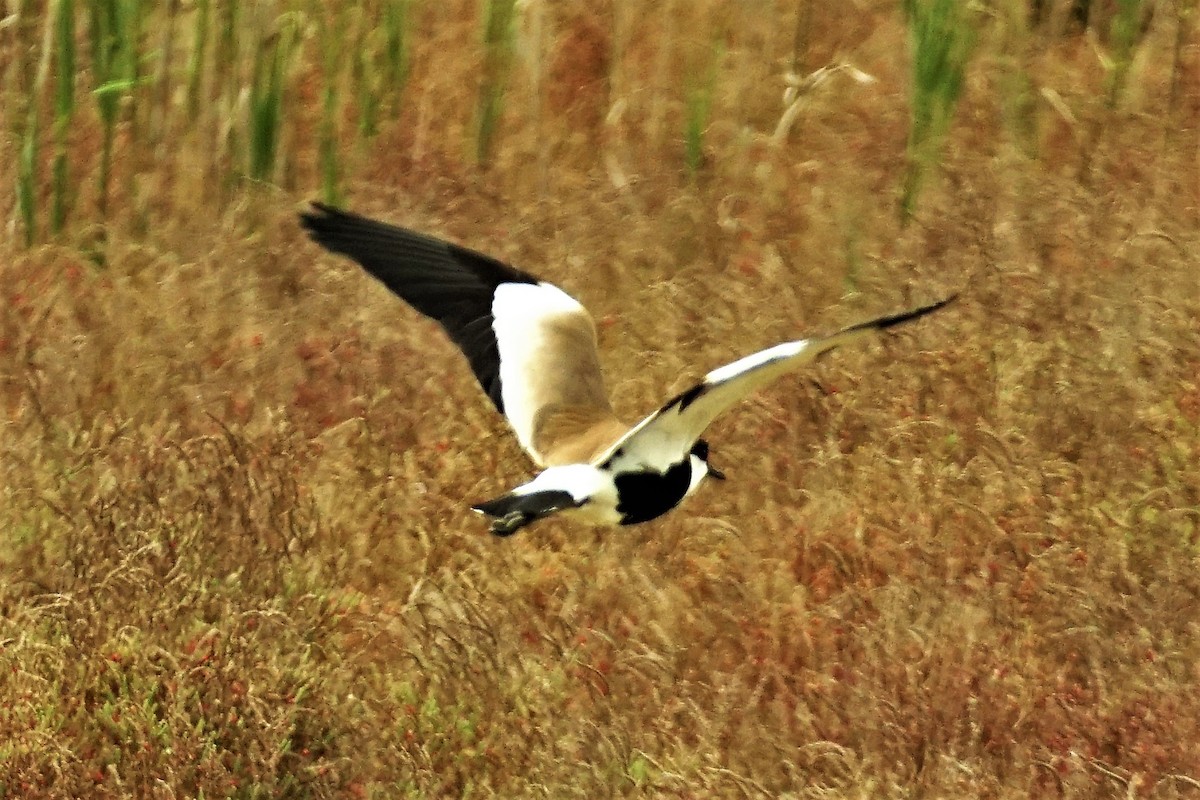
{"left": 299, "top": 201, "right": 344, "bottom": 235}
{"left": 846, "top": 294, "right": 958, "bottom": 334}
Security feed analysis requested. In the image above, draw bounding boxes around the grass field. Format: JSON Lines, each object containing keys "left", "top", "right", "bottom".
{"left": 3, "top": 0, "right": 1200, "bottom": 797}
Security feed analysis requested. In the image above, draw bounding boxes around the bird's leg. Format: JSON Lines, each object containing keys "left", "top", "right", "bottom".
{"left": 490, "top": 511, "right": 530, "bottom": 537}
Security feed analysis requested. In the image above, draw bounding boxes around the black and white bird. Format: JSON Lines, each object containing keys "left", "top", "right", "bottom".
{"left": 300, "top": 203, "right": 953, "bottom": 536}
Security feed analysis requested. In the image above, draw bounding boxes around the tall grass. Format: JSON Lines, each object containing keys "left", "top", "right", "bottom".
{"left": 995, "top": 0, "right": 1038, "bottom": 158}
{"left": 900, "top": 0, "right": 976, "bottom": 225}
{"left": 0, "top": 0, "right": 1180, "bottom": 248}
{"left": 476, "top": 0, "right": 518, "bottom": 166}
{"left": 89, "top": 0, "right": 141, "bottom": 219}
{"left": 10, "top": 0, "right": 427, "bottom": 236}
{"left": 684, "top": 43, "right": 721, "bottom": 179}
{"left": 1105, "top": 0, "right": 1144, "bottom": 107}
{"left": 1168, "top": 0, "right": 1197, "bottom": 115}
{"left": 382, "top": 0, "right": 413, "bottom": 113}
{"left": 214, "top": 0, "right": 241, "bottom": 106}
{"left": 150, "top": 0, "right": 181, "bottom": 147}
{"left": 318, "top": 6, "right": 348, "bottom": 204}
{"left": 16, "top": 0, "right": 61, "bottom": 245}
{"left": 248, "top": 15, "right": 298, "bottom": 183}
{"left": 17, "top": 110, "right": 39, "bottom": 247}
{"left": 355, "top": 0, "right": 412, "bottom": 141}
{"left": 51, "top": 0, "right": 76, "bottom": 235}
{"left": 184, "top": 0, "right": 211, "bottom": 122}
{"left": 212, "top": 0, "right": 242, "bottom": 200}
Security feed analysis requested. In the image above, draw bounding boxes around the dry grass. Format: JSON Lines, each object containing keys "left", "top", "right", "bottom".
{"left": 3, "top": 1, "right": 1200, "bottom": 797}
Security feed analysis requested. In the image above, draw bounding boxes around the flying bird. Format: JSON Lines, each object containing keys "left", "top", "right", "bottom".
{"left": 300, "top": 203, "right": 953, "bottom": 536}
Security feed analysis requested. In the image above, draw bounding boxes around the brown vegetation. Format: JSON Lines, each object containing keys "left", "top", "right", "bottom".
{"left": 2, "top": 0, "right": 1199, "bottom": 797}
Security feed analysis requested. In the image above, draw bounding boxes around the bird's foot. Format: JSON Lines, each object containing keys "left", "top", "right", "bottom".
{"left": 489, "top": 512, "right": 528, "bottom": 537}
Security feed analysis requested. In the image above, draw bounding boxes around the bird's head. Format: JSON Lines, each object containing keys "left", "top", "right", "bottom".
{"left": 690, "top": 439, "right": 726, "bottom": 482}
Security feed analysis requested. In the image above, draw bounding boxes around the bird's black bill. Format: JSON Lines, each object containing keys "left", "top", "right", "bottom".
{"left": 472, "top": 489, "right": 581, "bottom": 537}
{"left": 708, "top": 465, "right": 727, "bottom": 480}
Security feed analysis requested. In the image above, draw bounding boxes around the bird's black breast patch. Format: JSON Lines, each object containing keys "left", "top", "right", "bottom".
{"left": 613, "top": 460, "right": 693, "bottom": 525}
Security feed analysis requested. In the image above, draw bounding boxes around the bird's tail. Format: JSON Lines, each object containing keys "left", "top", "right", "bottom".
{"left": 471, "top": 490, "right": 581, "bottom": 536}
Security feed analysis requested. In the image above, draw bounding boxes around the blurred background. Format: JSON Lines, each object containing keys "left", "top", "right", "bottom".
{"left": 2, "top": 1, "right": 1199, "bottom": 797}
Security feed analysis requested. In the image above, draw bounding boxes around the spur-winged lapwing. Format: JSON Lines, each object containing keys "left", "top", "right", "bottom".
{"left": 300, "top": 203, "right": 954, "bottom": 536}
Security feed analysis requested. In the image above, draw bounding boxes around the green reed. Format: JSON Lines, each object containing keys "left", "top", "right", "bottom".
{"left": 900, "top": 0, "right": 976, "bottom": 225}
{"left": 51, "top": 0, "right": 76, "bottom": 234}
{"left": 476, "top": 0, "right": 517, "bottom": 166}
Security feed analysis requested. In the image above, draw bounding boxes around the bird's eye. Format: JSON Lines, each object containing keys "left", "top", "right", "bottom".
{"left": 690, "top": 439, "right": 710, "bottom": 460}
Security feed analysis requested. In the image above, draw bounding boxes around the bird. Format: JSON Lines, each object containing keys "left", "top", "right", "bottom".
{"left": 299, "top": 203, "right": 954, "bottom": 536}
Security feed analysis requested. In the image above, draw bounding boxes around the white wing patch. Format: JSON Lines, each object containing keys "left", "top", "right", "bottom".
{"left": 492, "top": 282, "right": 589, "bottom": 457}
{"left": 703, "top": 339, "right": 811, "bottom": 384}
{"left": 593, "top": 336, "right": 825, "bottom": 469}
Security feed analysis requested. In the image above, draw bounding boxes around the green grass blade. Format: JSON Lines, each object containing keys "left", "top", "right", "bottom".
{"left": 55, "top": 0, "right": 76, "bottom": 121}
{"left": 320, "top": 80, "right": 342, "bottom": 204}
{"left": 18, "top": 109, "right": 39, "bottom": 247}
{"left": 185, "top": 0, "right": 210, "bottom": 120}
{"left": 900, "top": 0, "right": 976, "bottom": 225}
{"left": 316, "top": 3, "right": 349, "bottom": 201}
{"left": 1107, "top": 0, "right": 1144, "bottom": 107}
{"left": 383, "top": 0, "right": 412, "bottom": 102}
{"left": 248, "top": 15, "right": 298, "bottom": 183}
{"left": 476, "top": 0, "right": 517, "bottom": 166}
{"left": 355, "top": 14, "right": 380, "bottom": 141}
{"left": 248, "top": 40, "right": 282, "bottom": 181}
{"left": 684, "top": 42, "right": 722, "bottom": 179}
{"left": 52, "top": 0, "right": 76, "bottom": 234}
{"left": 88, "top": 0, "right": 143, "bottom": 219}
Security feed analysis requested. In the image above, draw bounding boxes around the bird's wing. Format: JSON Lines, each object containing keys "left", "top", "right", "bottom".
{"left": 300, "top": 203, "right": 620, "bottom": 465}
{"left": 593, "top": 297, "right": 956, "bottom": 471}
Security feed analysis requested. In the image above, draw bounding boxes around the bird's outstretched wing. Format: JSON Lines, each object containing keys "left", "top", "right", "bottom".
{"left": 593, "top": 297, "right": 956, "bottom": 471}
{"left": 300, "top": 203, "right": 621, "bottom": 465}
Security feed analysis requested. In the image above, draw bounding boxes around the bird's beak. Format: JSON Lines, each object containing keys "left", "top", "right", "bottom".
{"left": 708, "top": 464, "right": 727, "bottom": 481}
